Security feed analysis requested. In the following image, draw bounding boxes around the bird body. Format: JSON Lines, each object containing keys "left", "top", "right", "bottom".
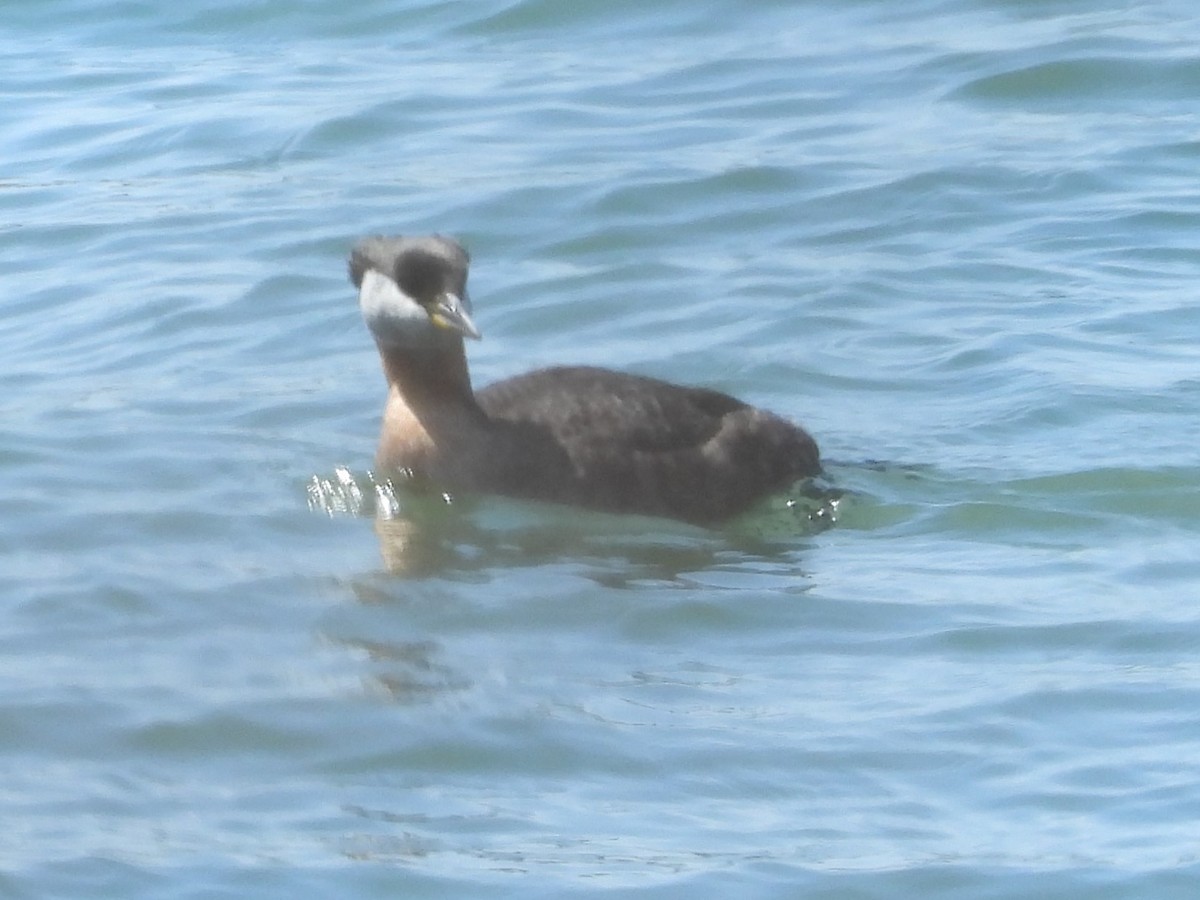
{"left": 350, "top": 235, "right": 819, "bottom": 525}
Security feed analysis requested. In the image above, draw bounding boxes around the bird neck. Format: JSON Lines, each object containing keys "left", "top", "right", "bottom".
{"left": 378, "top": 339, "right": 479, "bottom": 412}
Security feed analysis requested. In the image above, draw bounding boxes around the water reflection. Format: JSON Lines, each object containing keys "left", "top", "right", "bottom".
{"left": 325, "top": 630, "right": 472, "bottom": 704}
{"left": 308, "top": 466, "right": 843, "bottom": 578}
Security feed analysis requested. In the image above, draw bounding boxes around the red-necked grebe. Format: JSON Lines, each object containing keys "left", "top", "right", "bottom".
{"left": 350, "top": 235, "right": 820, "bottom": 524}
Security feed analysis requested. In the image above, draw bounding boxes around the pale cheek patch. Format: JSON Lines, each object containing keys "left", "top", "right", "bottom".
{"left": 359, "top": 269, "right": 432, "bottom": 346}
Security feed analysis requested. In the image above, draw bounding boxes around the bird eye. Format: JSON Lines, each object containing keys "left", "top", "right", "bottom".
{"left": 395, "top": 251, "right": 442, "bottom": 301}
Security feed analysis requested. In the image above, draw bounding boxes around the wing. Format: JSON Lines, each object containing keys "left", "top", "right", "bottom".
{"left": 477, "top": 366, "right": 742, "bottom": 454}
{"left": 476, "top": 366, "right": 819, "bottom": 523}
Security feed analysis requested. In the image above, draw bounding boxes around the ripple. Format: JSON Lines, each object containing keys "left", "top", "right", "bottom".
{"left": 957, "top": 54, "right": 1200, "bottom": 106}
{"left": 5, "top": 0, "right": 1200, "bottom": 894}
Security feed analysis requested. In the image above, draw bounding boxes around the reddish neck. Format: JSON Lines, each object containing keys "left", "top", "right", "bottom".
{"left": 378, "top": 340, "right": 479, "bottom": 413}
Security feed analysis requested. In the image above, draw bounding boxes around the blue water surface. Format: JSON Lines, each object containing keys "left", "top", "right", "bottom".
{"left": 4, "top": 0, "right": 1200, "bottom": 897}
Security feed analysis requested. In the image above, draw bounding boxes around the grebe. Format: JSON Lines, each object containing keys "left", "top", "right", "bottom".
{"left": 350, "top": 235, "right": 820, "bottom": 525}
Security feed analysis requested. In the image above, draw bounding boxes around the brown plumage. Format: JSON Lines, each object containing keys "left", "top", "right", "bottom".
{"left": 350, "top": 235, "right": 820, "bottom": 525}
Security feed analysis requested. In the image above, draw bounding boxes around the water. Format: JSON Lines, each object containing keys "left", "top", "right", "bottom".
{"left": 4, "top": 0, "right": 1200, "bottom": 896}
